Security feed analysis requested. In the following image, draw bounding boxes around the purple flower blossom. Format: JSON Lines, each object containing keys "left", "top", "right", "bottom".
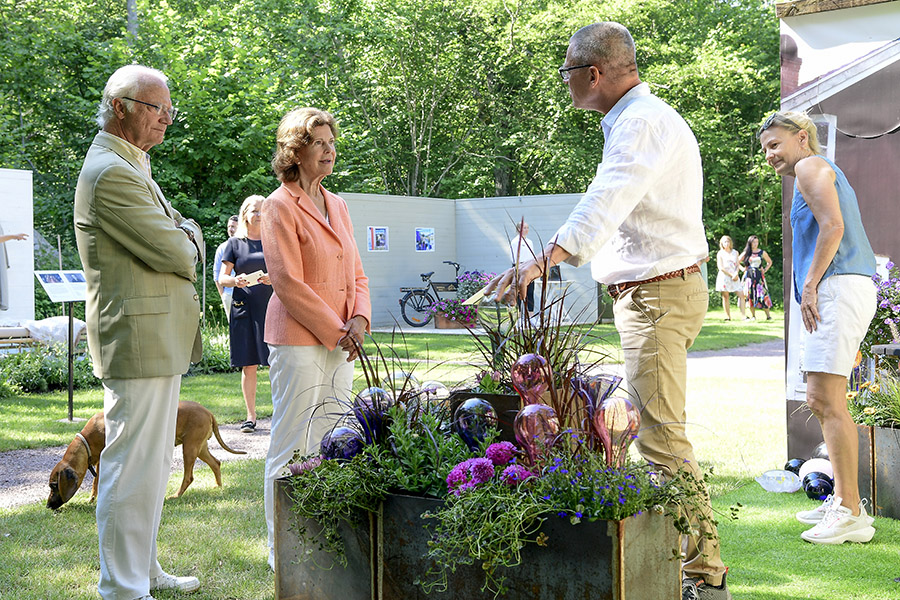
{"left": 485, "top": 441, "right": 517, "bottom": 465}
{"left": 446, "top": 458, "right": 495, "bottom": 494}
{"left": 500, "top": 464, "right": 536, "bottom": 486}
{"left": 887, "top": 261, "right": 895, "bottom": 269}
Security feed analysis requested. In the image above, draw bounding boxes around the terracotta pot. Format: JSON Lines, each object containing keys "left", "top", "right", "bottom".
{"left": 434, "top": 313, "right": 473, "bottom": 329}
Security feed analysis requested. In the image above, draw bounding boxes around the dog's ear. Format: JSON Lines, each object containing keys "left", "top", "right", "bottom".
{"left": 58, "top": 467, "right": 81, "bottom": 503}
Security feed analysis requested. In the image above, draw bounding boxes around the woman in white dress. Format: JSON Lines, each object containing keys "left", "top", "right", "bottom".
{"left": 715, "top": 235, "right": 745, "bottom": 321}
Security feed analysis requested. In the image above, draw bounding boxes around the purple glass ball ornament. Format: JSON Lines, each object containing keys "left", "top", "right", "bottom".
{"left": 510, "top": 353, "right": 550, "bottom": 405}
{"left": 452, "top": 398, "right": 498, "bottom": 451}
{"left": 574, "top": 374, "right": 624, "bottom": 418}
{"left": 320, "top": 427, "right": 366, "bottom": 461}
{"left": 353, "top": 387, "right": 394, "bottom": 443}
{"left": 514, "top": 403, "right": 560, "bottom": 465}
{"left": 596, "top": 396, "right": 640, "bottom": 467}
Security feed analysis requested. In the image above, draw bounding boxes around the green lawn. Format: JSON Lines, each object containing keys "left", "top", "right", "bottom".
{"left": 0, "top": 307, "right": 782, "bottom": 452}
{"left": 3, "top": 308, "right": 899, "bottom": 599}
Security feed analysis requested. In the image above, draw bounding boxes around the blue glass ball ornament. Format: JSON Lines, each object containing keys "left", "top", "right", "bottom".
{"left": 353, "top": 387, "right": 394, "bottom": 443}
{"left": 452, "top": 398, "right": 498, "bottom": 451}
{"left": 804, "top": 477, "right": 834, "bottom": 501}
{"left": 801, "top": 471, "right": 831, "bottom": 491}
{"left": 784, "top": 458, "right": 806, "bottom": 475}
{"left": 320, "top": 427, "right": 366, "bottom": 461}
{"left": 811, "top": 442, "right": 829, "bottom": 461}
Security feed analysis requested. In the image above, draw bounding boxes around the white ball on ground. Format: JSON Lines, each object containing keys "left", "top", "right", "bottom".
{"left": 798, "top": 457, "right": 833, "bottom": 481}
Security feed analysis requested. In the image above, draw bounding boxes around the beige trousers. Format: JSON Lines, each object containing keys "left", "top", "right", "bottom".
{"left": 613, "top": 271, "right": 726, "bottom": 586}
{"left": 96, "top": 375, "right": 181, "bottom": 600}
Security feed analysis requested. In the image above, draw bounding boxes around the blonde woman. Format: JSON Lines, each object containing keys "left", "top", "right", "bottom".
{"left": 759, "top": 110, "right": 876, "bottom": 544}
{"left": 715, "top": 235, "right": 745, "bottom": 321}
{"left": 219, "top": 195, "right": 273, "bottom": 433}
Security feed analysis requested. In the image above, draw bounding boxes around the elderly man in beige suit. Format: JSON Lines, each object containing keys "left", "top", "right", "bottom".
{"left": 74, "top": 65, "right": 204, "bottom": 600}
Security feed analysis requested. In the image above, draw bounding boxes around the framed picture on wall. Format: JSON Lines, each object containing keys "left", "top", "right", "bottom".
{"left": 367, "top": 226, "right": 389, "bottom": 252}
{"left": 415, "top": 227, "right": 434, "bottom": 252}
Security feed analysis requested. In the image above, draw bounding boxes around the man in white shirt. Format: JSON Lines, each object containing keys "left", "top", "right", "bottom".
{"left": 213, "top": 214, "right": 239, "bottom": 320}
{"left": 508, "top": 221, "right": 535, "bottom": 315}
{"left": 486, "top": 22, "right": 728, "bottom": 600}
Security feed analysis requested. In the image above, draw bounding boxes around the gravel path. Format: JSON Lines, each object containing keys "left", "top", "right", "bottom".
{"left": 0, "top": 418, "right": 272, "bottom": 510}
{"left": 0, "top": 339, "right": 785, "bottom": 510}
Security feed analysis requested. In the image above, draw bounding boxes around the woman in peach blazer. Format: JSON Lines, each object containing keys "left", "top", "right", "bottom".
{"left": 260, "top": 107, "right": 371, "bottom": 567}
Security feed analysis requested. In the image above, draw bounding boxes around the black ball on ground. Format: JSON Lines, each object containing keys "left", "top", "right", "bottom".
{"left": 785, "top": 458, "right": 806, "bottom": 475}
{"left": 811, "top": 442, "right": 829, "bottom": 460}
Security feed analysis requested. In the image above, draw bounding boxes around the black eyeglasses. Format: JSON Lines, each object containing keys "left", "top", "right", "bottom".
{"left": 558, "top": 64, "right": 594, "bottom": 82}
{"left": 122, "top": 96, "right": 179, "bottom": 121}
{"left": 756, "top": 112, "right": 802, "bottom": 138}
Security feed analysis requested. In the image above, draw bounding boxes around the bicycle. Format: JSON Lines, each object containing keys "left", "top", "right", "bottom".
{"left": 398, "top": 261, "right": 461, "bottom": 327}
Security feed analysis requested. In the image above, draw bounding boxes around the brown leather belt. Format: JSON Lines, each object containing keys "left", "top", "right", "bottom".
{"left": 607, "top": 264, "right": 701, "bottom": 299}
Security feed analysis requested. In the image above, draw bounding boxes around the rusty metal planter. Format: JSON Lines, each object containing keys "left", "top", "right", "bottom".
{"left": 275, "top": 480, "right": 681, "bottom": 600}
{"left": 858, "top": 424, "right": 900, "bottom": 519}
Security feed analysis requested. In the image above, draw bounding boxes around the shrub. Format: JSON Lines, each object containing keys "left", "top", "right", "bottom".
{"left": 0, "top": 344, "right": 99, "bottom": 393}
{"left": 187, "top": 325, "right": 236, "bottom": 375}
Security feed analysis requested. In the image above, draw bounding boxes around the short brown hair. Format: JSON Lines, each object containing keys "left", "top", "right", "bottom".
{"left": 271, "top": 107, "right": 339, "bottom": 182}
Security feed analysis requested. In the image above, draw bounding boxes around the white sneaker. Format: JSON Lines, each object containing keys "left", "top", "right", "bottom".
{"left": 150, "top": 571, "right": 200, "bottom": 593}
{"left": 801, "top": 496, "right": 875, "bottom": 544}
{"left": 796, "top": 494, "right": 834, "bottom": 524}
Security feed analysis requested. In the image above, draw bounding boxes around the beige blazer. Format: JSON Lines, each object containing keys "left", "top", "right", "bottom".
{"left": 262, "top": 181, "right": 370, "bottom": 349}
{"left": 74, "top": 131, "right": 204, "bottom": 379}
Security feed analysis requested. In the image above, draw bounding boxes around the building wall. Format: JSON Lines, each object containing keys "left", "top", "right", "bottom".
{"left": 455, "top": 194, "right": 599, "bottom": 324}
{"left": 343, "top": 193, "right": 457, "bottom": 327}
{"left": 0, "top": 168, "right": 35, "bottom": 325}
{"left": 343, "top": 192, "right": 600, "bottom": 327}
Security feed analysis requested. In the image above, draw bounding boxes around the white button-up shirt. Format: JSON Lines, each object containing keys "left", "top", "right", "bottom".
{"left": 553, "top": 83, "right": 708, "bottom": 285}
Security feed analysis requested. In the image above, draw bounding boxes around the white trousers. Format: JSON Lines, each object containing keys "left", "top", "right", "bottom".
{"left": 97, "top": 375, "right": 181, "bottom": 600}
{"left": 264, "top": 344, "right": 354, "bottom": 552}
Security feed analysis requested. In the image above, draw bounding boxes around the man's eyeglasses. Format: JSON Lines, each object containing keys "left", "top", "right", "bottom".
{"left": 558, "top": 64, "right": 593, "bottom": 82}
{"left": 757, "top": 112, "right": 802, "bottom": 138}
{"left": 122, "top": 97, "right": 179, "bottom": 121}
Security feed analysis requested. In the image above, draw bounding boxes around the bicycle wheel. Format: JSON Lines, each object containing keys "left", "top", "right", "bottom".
{"left": 400, "top": 290, "right": 434, "bottom": 327}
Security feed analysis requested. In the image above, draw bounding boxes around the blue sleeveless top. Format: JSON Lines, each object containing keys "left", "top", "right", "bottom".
{"left": 790, "top": 157, "right": 875, "bottom": 303}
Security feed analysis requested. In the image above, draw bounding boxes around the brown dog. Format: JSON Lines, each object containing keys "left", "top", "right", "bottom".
{"left": 47, "top": 400, "right": 246, "bottom": 509}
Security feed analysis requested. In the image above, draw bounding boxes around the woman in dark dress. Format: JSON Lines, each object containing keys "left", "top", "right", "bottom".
{"left": 220, "top": 195, "right": 273, "bottom": 433}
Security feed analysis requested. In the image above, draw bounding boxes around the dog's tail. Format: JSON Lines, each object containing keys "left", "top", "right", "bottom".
{"left": 211, "top": 415, "right": 247, "bottom": 455}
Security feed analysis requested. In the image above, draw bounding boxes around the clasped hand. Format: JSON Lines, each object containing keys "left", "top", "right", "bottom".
{"left": 339, "top": 315, "right": 368, "bottom": 361}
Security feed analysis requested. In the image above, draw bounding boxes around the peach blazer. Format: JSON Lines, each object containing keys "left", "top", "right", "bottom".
{"left": 261, "top": 181, "right": 371, "bottom": 349}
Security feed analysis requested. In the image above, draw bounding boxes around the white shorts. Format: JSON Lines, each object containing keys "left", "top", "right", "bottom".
{"left": 802, "top": 274, "right": 876, "bottom": 377}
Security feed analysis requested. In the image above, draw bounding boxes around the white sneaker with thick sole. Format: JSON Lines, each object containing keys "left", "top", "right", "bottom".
{"left": 801, "top": 496, "right": 875, "bottom": 544}
{"left": 796, "top": 494, "right": 834, "bottom": 524}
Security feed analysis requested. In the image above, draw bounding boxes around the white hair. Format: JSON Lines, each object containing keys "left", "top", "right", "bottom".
{"left": 95, "top": 65, "right": 168, "bottom": 128}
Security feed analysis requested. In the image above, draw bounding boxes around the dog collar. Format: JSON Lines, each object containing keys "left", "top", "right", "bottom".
{"left": 76, "top": 432, "right": 97, "bottom": 478}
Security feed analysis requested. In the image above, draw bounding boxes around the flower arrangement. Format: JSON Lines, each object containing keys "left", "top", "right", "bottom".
{"left": 427, "top": 298, "right": 479, "bottom": 325}
{"left": 848, "top": 377, "right": 900, "bottom": 428}
{"left": 861, "top": 260, "right": 900, "bottom": 359}
{"left": 281, "top": 270, "right": 718, "bottom": 597}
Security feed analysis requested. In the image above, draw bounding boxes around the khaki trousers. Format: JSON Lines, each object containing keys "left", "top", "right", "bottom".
{"left": 263, "top": 344, "right": 354, "bottom": 553}
{"left": 613, "top": 271, "right": 726, "bottom": 585}
{"left": 96, "top": 375, "right": 181, "bottom": 600}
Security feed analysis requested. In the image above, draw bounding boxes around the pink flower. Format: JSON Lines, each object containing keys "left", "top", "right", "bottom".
{"left": 288, "top": 456, "right": 323, "bottom": 476}
{"left": 500, "top": 465, "right": 536, "bottom": 486}
{"left": 485, "top": 441, "right": 517, "bottom": 466}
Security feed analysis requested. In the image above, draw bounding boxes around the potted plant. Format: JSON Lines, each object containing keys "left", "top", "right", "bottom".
{"left": 848, "top": 374, "right": 900, "bottom": 519}
{"left": 273, "top": 276, "right": 716, "bottom": 599}
{"left": 430, "top": 270, "right": 494, "bottom": 329}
